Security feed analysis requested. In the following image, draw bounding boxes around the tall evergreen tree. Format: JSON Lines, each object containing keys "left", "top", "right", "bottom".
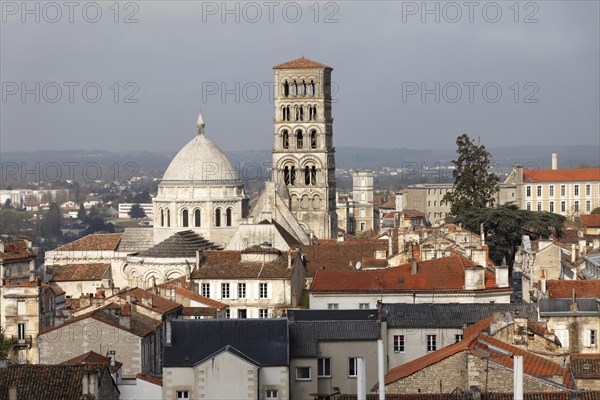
{"left": 443, "top": 134, "right": 499, "bottom": 216}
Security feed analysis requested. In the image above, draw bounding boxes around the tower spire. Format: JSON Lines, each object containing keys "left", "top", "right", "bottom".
{"left": 196, "top": 111, "right": 205, "bottom": 136}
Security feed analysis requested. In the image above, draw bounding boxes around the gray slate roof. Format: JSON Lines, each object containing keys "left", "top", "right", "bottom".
{"left": 118, "top": 227, "right": 154, "bottom": 253}
{"left": 539, "top": 298, "right": 600, "bottom": 315}
{"left": 287, "top": 309, "right": 378, "bottom": 321}
{"left": 138, "top": 230, "right": 219, "bottom": 258}
{"left": 289, "top": 320, "right": 381, "bottom": 358}
{"left": 164, "top": 319, "right": 289, "bottom": 367}
{"left": 381, "top": 303, "right": 539, "bottom": 329}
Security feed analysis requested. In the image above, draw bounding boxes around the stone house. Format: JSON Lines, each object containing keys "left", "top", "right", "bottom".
{"left": 0, "top": 364, "right": 120, "bottom": 399}
{"left": 190, "top": 246, "right": 305, "bottom": 319}
{"left": 37, "top": 302, "right": 163, "bottom": 380}
{"left": 0, "top": 278, "right": 64, "bottom": 364}
{"left": 513, "top": 238, "right": 563, "bottom": 303}
{"left": 570, "top": 354, "right": 600, "bottom": 391}
{"left": 380, "top": 303, "right": 539, "bottom": 369}
{"left": 379, "top": 332, "right": 576, "bottom": 395}
{"left": 310, "top": 254, "right": 511, "bottom": 309}
{"left": 0, "top": 236, "right": 37, "bottom": 283}
{"left": 287, "top": 309, "right": 381, "bottom": 399}
{"left": 162, "top": 319, "right": 289, "bottom": 400}
{"left": 48, "top": 262, "right": 112, "bottom": 298}
{"left": 539, "top": 280, "right": 600, "bottom": 354}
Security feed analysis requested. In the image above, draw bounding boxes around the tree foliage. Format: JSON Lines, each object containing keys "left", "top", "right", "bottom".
{"left": 443, "top": 134, "right": 499, "bottom": 216}
{"left": 451, "top": 203, "right": 565, "bottom": 268}
{"left": 0, "top": 327, "right": 12, "bottom": 360}
{"left": 128, "top": 203, "right": 146, "bottom": 219}
{"left": 83, "top": 206, "right": 114, "bottom": 235}
{"left": 40, "top": 202, "right": 63, "bottom": 237}
{"left": 77, "top": 203, "right": 87, "bottom": 221}
{"left": 591, "top": 207, "right": 600, "bottom": 215}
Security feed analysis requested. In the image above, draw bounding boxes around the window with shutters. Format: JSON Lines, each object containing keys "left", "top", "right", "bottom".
{"left": 259, "top": 283, "right": 268, "bottom": 299}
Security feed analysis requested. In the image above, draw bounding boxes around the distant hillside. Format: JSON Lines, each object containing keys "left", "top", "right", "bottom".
{"left": 1, "top": 145, "right": 598, "bottom": 176}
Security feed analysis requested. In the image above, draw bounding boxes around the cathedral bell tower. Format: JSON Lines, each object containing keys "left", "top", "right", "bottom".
{"left": 272, "top": 57, "right": 337, "bottom": 239}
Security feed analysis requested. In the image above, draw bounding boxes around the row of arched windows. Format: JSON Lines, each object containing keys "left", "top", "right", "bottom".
{"left": 281, "top": 105, "right": 318, "bottom": 122}
{"left": 282, "top": 129, "right": 317, "bottom": 149}
{"left": 283, "top": 165, "right": 317, "bottom": 186}
{"left": 158, "top": 207, "right": 234, "bottom": 228}
{"left": 283, "top": 79, "right": 316, "bottom": 97}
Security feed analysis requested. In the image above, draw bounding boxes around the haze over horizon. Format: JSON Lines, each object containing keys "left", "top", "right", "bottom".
{"left": 1, "top": 1, "right": 599, "bottom": 153}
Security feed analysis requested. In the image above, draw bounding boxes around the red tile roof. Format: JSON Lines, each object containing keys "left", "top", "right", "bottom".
{"left": 51, "top": 263, "right": 110, "bottom": 281}
{"left": 582, "top": 214, "right": 600, "bottom": 228}
{"left": 571, "top": 354, "right": 600, "bottom": 378}
{"left": 310, "top": 254, "right": 502, "bottom": 293}
{"left": 381, "top": 333, "right": 574, "bottom": 389}
{"left": 55, "top": 233, "right": 122, "bottom": 251}
{"left": 191, "top": 250, "right": 295, "bottom": 279}
{"left": 523, "top": 168, "right": 600, "bottom": 183}
{"left": 118, "top": 288, "right": 182, "bottom": 315}
{"left": 39, "top": 302, "right": 161, "bottom": 338}
{"left": 0, "top": 239, "right": 36, "bottom": 262}
{"left": 173, "top": 287, "right": 228, "bottom": 309}
{"left": 301, "top": 238, "right": 389, "bottom": 278}
{"left": 136, "top": 372, "right": 163, "bottom": 386}
{"left": 61, "top": 351, "right": 123, "bottom": 374}
{"left": 546, "top": 280, "right": 600, "bottom": 299}
{"left": 273, "top": 56, "right": 331, "bottom": 69}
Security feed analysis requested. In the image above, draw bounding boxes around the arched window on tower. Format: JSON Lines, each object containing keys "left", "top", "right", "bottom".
{"left": 160, "top": 209, "right": 164, "bottom": 227}
{"left": 182, "top": 209, "right": 189, "bottom": 227}
{"left": 282, "top": 130, "right": 289, "bottom": 149}
{"left": 304, "top": 166, "right": 311, "bottom": 185}
{"left": 311, "top": 166, "right": 317, "bottom": 185}
{"left": 284, "top": 166, "right": 290, "bottom": 185}
{"left": 292, "top": 80, "right": 297, "bottom": 96}
{"left": 283, "top": 80, "right": 289, "bottom": 97}
{"left": 310, "top": 130, "right": 317, "bottom": 149}
{"left": 226, "top": 208, "right": 232, "bottom": 226}
{"left": 296, "top": 130, "right": 303, "bottom": 148}
{"left": 215, "top": 208, "right": 221, "bottom": 227}
{"left": 310, "top": 80, "right": 315, "bottom": 96}
{"left": 194, "top": 209, "right": 201, "bottom": 227}
{"left": 301, "top": 80, "right": 306, "bottom": 96}
{"left": 286, "top": 106, "right": 290, "bottom": 121}
{"left": 166, "top": 209, "right": 171, "bottom": 227}
{"left": 290, "top": 166, "right": 296, "bottom": 185}
{"left": 313, "top": 105, "right": 317, "bottom": 120}
{"left": 299, "top": 106, "right": 304, "bottom": 121}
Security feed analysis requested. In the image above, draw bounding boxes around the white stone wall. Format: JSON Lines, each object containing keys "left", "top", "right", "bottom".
{"left": 309, "top": 291, "right": 511, "bottom": 310}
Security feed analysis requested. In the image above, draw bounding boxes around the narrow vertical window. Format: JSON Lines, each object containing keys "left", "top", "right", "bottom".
{"left": 290, "top": 166, "right": 296, "bottom": 185}
{"left": 310, "top": 130, "right": 317, "bottom": 149}
{"left": 311, "top": 166, "right": 316, "bottom": 185}
{"left": 182, "top": 210, "right": 189, "bottom": 227}
{"left": 194, "top": 209, "right": 201, "bottom": 227}
{"left": 215, "top": 208, "right": 221, "bottom": 227}
{"left": 296, "top": 130, "right": 303, "bottom": 148}
{"left": 226, "top": 208, "right": 232, "bottom": 226}
{"left": 160, "top": 209, "right": 164, "bottom": 227}
{"left": 282, "top": 130, "right": 289, "bottom": 149}
{"left": 166, "top": 209, "right": 171, "bottom": 227}
{"left": 284, "top": 166, "right": 290, "bottom": 185}
{"left": 283, "top": 80, "right": 289, "bottom": 97}
{"left": 305, "top": 166, "right": 311, "bottom": 185}
{"left": 310, "top": 80, "right": 315, "bottom": 96}
{"left": 301, "top": 80, "right": 306, "bottom": 96}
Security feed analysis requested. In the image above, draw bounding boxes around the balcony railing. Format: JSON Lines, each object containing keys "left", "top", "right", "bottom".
{"left": 12, "top": 335, "right": 32, "bottom": 348}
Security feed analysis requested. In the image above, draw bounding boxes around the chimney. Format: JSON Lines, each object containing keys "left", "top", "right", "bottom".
{"left": 571, "top": 243, "right": 576, "bottom": 263}
{"left": 141, "top": 296, "right": 153, "bottom": 308}
{"left": 514, "top": 165, "right": 523, "bottom": 185}
{"left": 578, "top": 238, "right": 586, "bottom": 257}
{"left": 119, "top": 303, "right": 131, "bottom": 329}
{"left": 411, "top": 258, "right": 418, "bottom": 275}
{"left": 0, "top": 241, "right": 4, "bottom": 253}
{"left": 80, "top": 293, "right": 91, "bottom": 308}
{"left": 8, "top": 386, "right": 17, "bottom": 400}
{"left": 551, "top": 153, "right": 558, "bottom": 170}
{"left": 287, "top": 249, "right": 292, "bottom": 269}
{"left": 540, "top": 270, "right": 547, "bottom": 294}
{"left": 495, "top": 258, "right": 509, "bottom": 288}
{"left": 480, "top": 223, "right": 485, "bottom": 246}
{"left": 108, "top": 350, "right": 116, "bottom": 366}
{"left": 185, "top": 261, "right": 191, "bottom": 282}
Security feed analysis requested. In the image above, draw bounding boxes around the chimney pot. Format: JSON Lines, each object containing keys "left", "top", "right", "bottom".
{"left": 552, "top": 153, "right": 558, "bottom": 170}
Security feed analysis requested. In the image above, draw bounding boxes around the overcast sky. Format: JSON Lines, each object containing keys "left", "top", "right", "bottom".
{"left": 1, "top": 1, "right": 599, "bottom": 153}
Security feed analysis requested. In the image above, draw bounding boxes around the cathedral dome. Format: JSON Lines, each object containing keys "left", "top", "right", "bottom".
{"left": 161, "top": 113, "right": 240, "bottom": 183}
